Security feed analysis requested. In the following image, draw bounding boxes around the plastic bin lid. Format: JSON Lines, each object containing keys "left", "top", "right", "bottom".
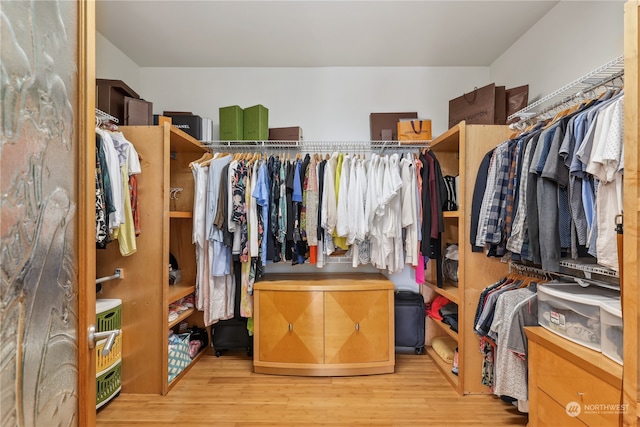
{"left": 96, "top": 299, "right": 122, "bottom": 313}
{"left": 601, "top": 299, "right": 622, "bottom": 317}
{"left": 538, "top": 282, "right": 620, "bottom": 305}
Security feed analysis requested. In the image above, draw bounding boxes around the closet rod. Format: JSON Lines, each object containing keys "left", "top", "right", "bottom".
{"left": 96, "top": 268, "right": 124, "bottom": 285}
{"left": 509, "top": 261, "right": 619, "bottom": 291}
{"left": 533, "top": 70, "right": 624, "bottom": 122}
{"left": 508, "top": 55, "right": 624, "bottom": 123}
{"left": 204, "top": 140, "right": 430, "bottom": 152}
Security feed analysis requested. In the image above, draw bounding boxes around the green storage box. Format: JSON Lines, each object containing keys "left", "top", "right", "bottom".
{"left": 243, "top": 104, "right": 269, "bottom": 140}
{"left": 96, "top": 360, "right": 121, "bottom": 409}
{"left": 219, "top": 105, "right": 243, "bottom": 141}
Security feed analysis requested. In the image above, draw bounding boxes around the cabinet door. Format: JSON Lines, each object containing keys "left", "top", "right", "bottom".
{"left": 257, "top": 290, "right": 324, "bottom": 363}
{"left": 325, "top": 290, "right": 390, "bottom": 364}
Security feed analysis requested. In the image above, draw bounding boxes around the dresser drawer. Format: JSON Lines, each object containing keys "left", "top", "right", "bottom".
{"left": 534, "top": 344, "right": 621, "bottom": 426}
{"left": 536, "top": 390, "right": 587, "bottom": 427}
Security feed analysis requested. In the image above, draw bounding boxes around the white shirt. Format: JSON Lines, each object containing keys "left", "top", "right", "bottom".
{"left": 336, "top": 154, "right": 351, "bottom": 238}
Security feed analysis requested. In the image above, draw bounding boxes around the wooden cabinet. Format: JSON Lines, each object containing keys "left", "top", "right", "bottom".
{"left": 257, "top": 289, "right": 325, "bottom": 364}
{"left": 253, "top": 273, "right": 395, "bottom": 376}
{"left": 421, "top": 122, "right": 512, "bottom": 395}
{"left": 96, "top": 121, "right": 208, "bottom": 395}
{"left": 525, "top": 327, "right": 623, "bottom": 427}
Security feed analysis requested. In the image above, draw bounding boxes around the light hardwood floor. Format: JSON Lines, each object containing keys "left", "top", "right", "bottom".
{"left": 96, "top": 350, "right": 528, "bottom": 426}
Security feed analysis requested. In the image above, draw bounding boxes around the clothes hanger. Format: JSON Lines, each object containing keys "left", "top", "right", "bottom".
{"left": 191, "top": 151, "right": 213, "bottom": 166}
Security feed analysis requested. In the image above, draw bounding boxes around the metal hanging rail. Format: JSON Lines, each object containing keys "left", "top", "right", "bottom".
{"left": 509, "top": 261, "right": 619, "bottom": 291}
{"left": 95, "top": 108, "right": 119, "bottom": 124}
{"left": 203, "top": 140, "right": 430, "bottom": 153}
{"left": 507, "top": 55, "right": 624, "bottom": 124}
{"left": 96, "top": 268, "right": 124, "bottom": 285}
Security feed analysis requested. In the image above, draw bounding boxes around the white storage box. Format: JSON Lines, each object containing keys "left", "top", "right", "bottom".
{"left": 537, "top": 283, "right": 619, "bottom": 352}
{"left": 601, "top": 300, "right": 623, "bottom": 365}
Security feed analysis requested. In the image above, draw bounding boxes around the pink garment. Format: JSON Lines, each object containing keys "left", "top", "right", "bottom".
{"left": 415, "top": 255, "right": 425, "bottom": 284}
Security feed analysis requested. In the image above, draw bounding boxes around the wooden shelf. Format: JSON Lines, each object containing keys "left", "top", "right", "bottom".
{"left": 168, "top": 307, "right": 195, "bottom": 329}
{"left": 425, "top": 122, "right": 512, "bottom": 397}
{"left": 168, "top": 283, "right": 196, "bottom": 303}
{"left": 430, "top": 122, "right": 461, "bottom": 152}
{"left": 169, "top": 211, "right": 192, "bottom": 219}
{"left": 424, "top": 280, "right": 460, "bottom": 304}
{"left": 426, "top": 346, "right": 459, "bottom": 391}
{"left": 163, "top": 120, "right": 207, "bottom": 153}
{"left": 428, "top": 316, "right": 459, "bottom": 342}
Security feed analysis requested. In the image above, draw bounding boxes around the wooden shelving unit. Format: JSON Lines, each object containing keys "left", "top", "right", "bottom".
{"left": 421, "top": 121, "right": 512, "bottom": 395}
{"left": 96, "top": 122, "right": 208, "bottom": 395}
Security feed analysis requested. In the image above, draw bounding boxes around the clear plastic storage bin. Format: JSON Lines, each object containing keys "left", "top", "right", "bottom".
{"left": 600, "top": 300, "right": 623, "bottom": 365}
{"left": 537, "top": 283, "right": 619, "bottom": 352}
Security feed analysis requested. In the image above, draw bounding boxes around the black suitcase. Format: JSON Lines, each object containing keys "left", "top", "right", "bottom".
{"left": 394, "top": 290, "right": 426, "bottom": 354}
{"left": 210, "top": 259, "right": 253, "bottom": 357}
{"left": 211, "top": 317, "right": 253, "bottom": 357}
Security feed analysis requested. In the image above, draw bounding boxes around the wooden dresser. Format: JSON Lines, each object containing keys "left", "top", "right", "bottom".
{"left": 253, "top": 273, "right": 395, "bottom": 376}
{"left": 525, "top": 327, "right": 624, "bottom": 427}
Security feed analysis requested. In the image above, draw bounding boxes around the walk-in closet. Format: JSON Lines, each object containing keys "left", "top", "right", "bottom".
{"left": 2, "top": 1, "right": 638, "bottom": 426}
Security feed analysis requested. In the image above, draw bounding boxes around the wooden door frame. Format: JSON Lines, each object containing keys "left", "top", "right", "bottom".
{"left": 78, "top": 1, "right": 97, "bottom": 426}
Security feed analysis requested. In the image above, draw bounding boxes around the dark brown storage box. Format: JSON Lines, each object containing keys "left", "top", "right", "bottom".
{"left": 370, "top": 112, "right": 418, "bottom": 141}
{"left": 124, "top": 97, "right": 153, "bottom": 126}
{"left": 96, "top": 79, "right": 140, "bottom": 124}
{"left": 269, "top": 127, "right": 303, "bottom": 141}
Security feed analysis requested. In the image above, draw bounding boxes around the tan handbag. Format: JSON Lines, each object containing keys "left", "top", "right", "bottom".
{"left": 397, "top": 119, "right": 432, "bottom": 142}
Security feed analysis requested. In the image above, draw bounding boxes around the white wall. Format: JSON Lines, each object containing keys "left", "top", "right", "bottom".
{"left": 490, "top": 1, "right": 624, "bottom": 106}
{"left": 96, "top": 32, "right": 141, "bottom": 94}
{"left": 96, "top": 2, "right": 625, "bottom": 136}
{"left": 138, "top": 66, "right": 488, "bottom": 140}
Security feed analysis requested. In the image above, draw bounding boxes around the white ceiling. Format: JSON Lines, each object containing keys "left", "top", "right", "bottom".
{"left": 96, "top": 0, "right": 559, "bottom": 68}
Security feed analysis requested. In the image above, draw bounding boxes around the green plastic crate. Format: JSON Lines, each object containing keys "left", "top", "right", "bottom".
{"left": 96, "top": 360, "right": 121, "bottom": 409}
{"left": 243, "top": 104, "right": 269, "bottom": 140}
{"left": 219, "top": 105, "right": 243, "bottom": 141}
{"left": 96, "top": 299, "right": 121, "bottom": 331}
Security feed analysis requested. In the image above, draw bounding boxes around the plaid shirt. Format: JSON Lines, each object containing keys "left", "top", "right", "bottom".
{"left": 494, "top": 139, "right": 523, "bottom": 256}
{"left": 475, "top": 150, "right": 498, "bottom": 248}
{"left": 484, "top": 141, "right": 513, "bottom": 245}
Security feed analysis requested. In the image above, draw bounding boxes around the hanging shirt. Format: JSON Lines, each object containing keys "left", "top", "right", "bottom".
{"left": 96, "top": 129, "right": 123, "bottom": 230}
{"left": 253, "top": 159, "right": 270, "bottom": 267}
{"left": 401, "top": 156, "right": 419, "bottom": 266}
{"left": 336, "top": 154, "right": 351, "bottom": 239}
{"left": 305, "top": 157, "right": 319, "bottom": 247}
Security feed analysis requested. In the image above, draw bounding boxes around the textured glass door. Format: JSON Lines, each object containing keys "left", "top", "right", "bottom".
{"left": 1, "top": 0, "right": 93, "bottom": 425}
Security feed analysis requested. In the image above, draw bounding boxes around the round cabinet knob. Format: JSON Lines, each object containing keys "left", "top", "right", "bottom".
{"left": 355, "top": 322, "right": 360, "bottom": 331}
{"left": 289, "top": 323, "right": 293, "bottom": 332}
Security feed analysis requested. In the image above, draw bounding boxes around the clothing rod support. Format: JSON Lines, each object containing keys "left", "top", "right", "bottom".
{"left": 96, "top": 268, "right": 124, "bottom": 285}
